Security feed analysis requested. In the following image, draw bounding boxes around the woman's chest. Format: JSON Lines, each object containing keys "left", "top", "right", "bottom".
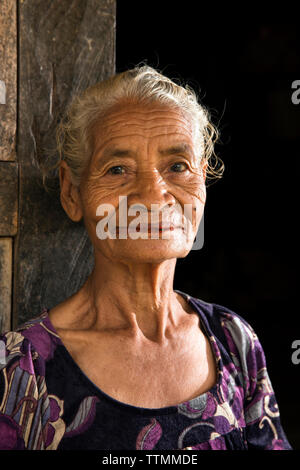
{"left": 59, "top": 324, "right": 218, "bottom": 408}
{"left": 70, "top": 338, "right": 217, "bottom": 408}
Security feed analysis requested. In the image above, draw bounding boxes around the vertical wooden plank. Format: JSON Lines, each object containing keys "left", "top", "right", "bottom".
{"left": 14, "top": 0, "right": 116, "bottom": 327}
{"left": 0, "top": 162, "right": 18, "bottom": 236}
{"left": 0, "top": 0, "right": 17, "bottom": 161}
{"left": 0, "top": 238, "right": 12, "bottom": 332}
{"left": 0, "top": 1, "right": 17, "bottom": 332}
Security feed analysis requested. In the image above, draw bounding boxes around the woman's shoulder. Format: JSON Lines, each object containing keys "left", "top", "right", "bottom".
{"left": 203, "top": 298, "right": 265, "bottom": 367}
{"left": 178, "top": 290, "right": 258, "bottom": 344}
{"left": 0, "top": 310, "right": 65, "bottom": 450}
{"left": 183, "top": 292, "right": 270, "bottom": 396}
{"left": 179, "top": 290, "right": 266, "bottom": 372}
{"left": 0, "top": 309, "right": 61, "bottom": 373}
{"left": 202, "top": 297, "right": 259, "bottom": 346}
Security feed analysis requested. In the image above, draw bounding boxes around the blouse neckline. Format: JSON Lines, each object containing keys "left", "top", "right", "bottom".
{"left": 41, "top": 290, "right": 224, "bottom": 416}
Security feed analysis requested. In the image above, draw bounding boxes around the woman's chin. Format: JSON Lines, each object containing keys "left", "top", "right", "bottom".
{"left": 97, "top": 237, "right": 193, "bottom": 262}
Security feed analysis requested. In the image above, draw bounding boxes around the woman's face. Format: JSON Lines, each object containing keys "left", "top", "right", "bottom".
{"left": 78, "top": 101, "right": 207, "bottom": 263}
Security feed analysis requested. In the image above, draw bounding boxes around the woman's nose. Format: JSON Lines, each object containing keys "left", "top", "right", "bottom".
{"left": 129, "top": 169, "right": 174, "bottom": 210}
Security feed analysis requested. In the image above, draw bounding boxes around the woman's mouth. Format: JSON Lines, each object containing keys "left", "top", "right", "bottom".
{"left": 116, "top": 224, "right": 182, "bottom": 233}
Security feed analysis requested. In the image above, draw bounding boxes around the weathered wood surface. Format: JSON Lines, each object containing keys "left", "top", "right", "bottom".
{"left": 0, "top": 162, "right": 18, "bottom": 235}
{"left": 0, "top": 0, "right": 17, "bottom": 161}
{"left": 14, "top": 0, "right": 116, "bottom": 326}
{"left": 0, "top": 237, "right": 12, "bottom": 332}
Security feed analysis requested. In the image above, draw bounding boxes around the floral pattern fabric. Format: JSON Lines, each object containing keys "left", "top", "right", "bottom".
{"left": 0, "top": 290, "right": 292, "bottom": 450}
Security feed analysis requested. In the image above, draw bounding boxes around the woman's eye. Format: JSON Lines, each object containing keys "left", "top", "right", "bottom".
{"left": 170, "top": 162, "right": 188, "bottom": 172}
{"left": 107, "top": 165, "right": 125, "bottom": 175}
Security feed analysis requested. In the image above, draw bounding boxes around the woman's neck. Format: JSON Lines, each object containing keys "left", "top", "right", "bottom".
{"left": 85, "top": 256, "right": 185, "bottom": 342}
{"left": 52, "top": 254, "right": 193, "bottom": 344}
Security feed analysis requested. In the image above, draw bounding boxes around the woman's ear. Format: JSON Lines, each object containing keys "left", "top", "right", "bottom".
{"left": 59, "top": 161, "right": 83, "bottom": 222}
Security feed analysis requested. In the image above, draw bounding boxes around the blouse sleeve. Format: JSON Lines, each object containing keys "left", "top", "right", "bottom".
{"left": 0, "top": 330, "right": 65, "bottom": 450}
{"left": 221, "top": 312, "right": 292, "bottom": 450}
{"left": 0, "top": 331, "right": 28, "bottom": 449}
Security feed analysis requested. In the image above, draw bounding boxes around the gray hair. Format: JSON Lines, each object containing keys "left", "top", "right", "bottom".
{"left": 42, "top": 65, "right": 224, "bottom": 189}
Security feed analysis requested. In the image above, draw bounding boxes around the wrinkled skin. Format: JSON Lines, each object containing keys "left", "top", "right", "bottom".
{"left": 49, "top": 101, "right": 217, "bottom": 408}
{"left": 57, "top": 101, "right": 208, "bottom": 341}
{"left": 80, "top": 102, "right": 206, "bottom": 262}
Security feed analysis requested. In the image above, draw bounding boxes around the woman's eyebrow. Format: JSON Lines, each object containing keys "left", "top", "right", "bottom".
{"left": 101, "top": 148, "right": 132, "bottom": 159}
{"left": 94, "top": 147, "right": 133, "bottom": 165}
{"left": 158, "top": 143, "right": 193, "bottom": 156}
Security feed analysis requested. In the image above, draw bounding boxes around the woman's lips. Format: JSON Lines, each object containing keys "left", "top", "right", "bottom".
{"left": 116, "top": 224, "right": 182, "bottom": 232}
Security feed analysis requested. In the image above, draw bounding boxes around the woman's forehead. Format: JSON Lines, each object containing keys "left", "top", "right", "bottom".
{"left": 100, "top": 100, "right": 193, "bottom": 126}
{"left": 92, "top": 102, "right": 196, "bottom": 151}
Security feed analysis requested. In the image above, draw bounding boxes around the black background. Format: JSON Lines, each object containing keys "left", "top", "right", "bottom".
{"left": 116, "top": 3, "right": 300, "bottom": 449}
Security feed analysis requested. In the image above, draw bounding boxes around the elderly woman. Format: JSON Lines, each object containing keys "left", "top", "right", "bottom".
{"left": 0, "top": 66, "right": 292, "bottom": 450}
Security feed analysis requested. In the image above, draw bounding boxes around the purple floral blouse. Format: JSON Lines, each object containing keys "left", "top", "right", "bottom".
{"left": 0, "top": 290, "right": 292, "bottom": 450}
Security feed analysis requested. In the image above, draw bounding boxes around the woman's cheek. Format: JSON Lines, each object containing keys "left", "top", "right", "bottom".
{"left": 79, "top": 185, "right": 118, "bottom": 238}
{"left": 172, "top": 174, "right": 206, "bottom": 205}
{"left": 179, "top": 178, "right": 206, "bottom": 232}
{"left": 81, "top": 178, "right": 117, "bottom": 209}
